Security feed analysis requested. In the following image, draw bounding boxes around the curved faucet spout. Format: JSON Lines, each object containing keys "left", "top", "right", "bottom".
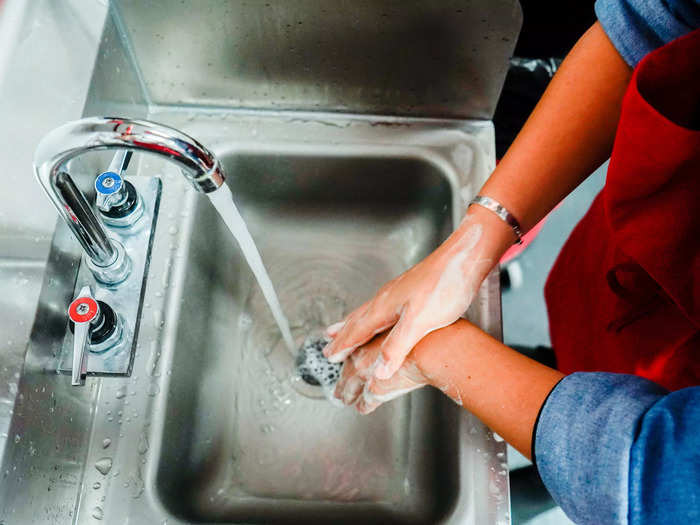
{"left": 34, "top": 117, "right": 226, "bottom": 272}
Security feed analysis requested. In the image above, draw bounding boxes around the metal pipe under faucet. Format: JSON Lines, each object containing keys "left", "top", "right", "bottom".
{"left": 54, "top": 170, "right": 118, "bottom": 266}
{"left": 34, "top": 117, "right": 226, "bottom": 275}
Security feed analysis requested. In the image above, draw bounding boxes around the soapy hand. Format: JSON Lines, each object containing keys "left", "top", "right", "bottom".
{"left": 333, "top": 325, "right": 475, "bottom": 414}
{"left": 333, "top": 332, "right": 429, "bottom": 414}
{"left": 323, "top": 208, "right": 510, "bottom": 381}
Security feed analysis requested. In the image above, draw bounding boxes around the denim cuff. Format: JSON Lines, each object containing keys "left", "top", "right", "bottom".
{"left": 531, "top": 377, "right": 564, "bottom": 464}
{"left": 534, "top": 372, "right": 666, "bottom": 524}
{"left": 595, "top": 0, "right": 700, "bottom": 67}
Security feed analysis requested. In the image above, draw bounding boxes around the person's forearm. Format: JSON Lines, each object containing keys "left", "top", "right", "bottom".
{"left": 442, "top": 21, "right": 631, "bottom": 287}
{"left": 414, "top": 320, "right": 564, "bottom": 458}
{"left": 323, "top": 22, "right": 632, "bottom": 381}
{"left": 479, "top": 21, "right": 632, "bottom": 232}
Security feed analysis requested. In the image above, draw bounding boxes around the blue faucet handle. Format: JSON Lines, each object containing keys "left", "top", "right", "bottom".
{"left": 95, "top": 170, "right": 124, "bottom": 195}
{"left": 95, "top": 151, "right": 143, "bottom": 227}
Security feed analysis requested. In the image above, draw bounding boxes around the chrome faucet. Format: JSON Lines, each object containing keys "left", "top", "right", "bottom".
{"left": 34, "top": 116, "right": 227, "bottom": 383}
{"left": 34, "top": 117, "right": 226, "bottom": 283}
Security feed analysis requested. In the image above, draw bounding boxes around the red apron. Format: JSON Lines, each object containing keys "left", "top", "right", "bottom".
{"left": 545, "top": 29, "right": 700, "bottom": 391}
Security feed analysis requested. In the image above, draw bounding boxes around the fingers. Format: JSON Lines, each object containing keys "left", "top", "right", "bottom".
{"left": 351, "top": 343, "right": 383, "bottom": 374}
{"left": 322, "top": 302, "right": 368, "bottom": 362}
{"left": 333, "top": 337, "right": 383, "bottom": 405}
{"left": 356, "top": 372, "right": 425, "bottom": 414}
{"left": 325, "top": 321, "right": 345, "bottom": 338}
{"left": 323, "top": 300, "right": 399, "bottom": 364}
{"left": 330, "top": 319, "right": 428, "bottom": 415}
{"left": 334, "top": 357, "right": 356, "bottom": 395}
{"left": 340, "top": 375, "right": 365, "bottom": 405}
{"left": 334, "top": 358, "right": 364, "bottom": 405}
{"left": 364, "top": 373, "right": 424, "bottom": 404}
{"left": 356, "top": 396, "right": 380, "bottom": 415}
{"left": 372, "top": 311, "right": 424, "bottom": 380}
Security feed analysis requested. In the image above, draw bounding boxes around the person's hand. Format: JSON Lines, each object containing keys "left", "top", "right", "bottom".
{"left": 333, "top": 323, "right": 471, "bottom": 414}
{"left": 333, "top": 332, "right": 429, "bottom": 414}
{"left": 335, "top": 319, "right": 565, "bottom": 462}
{"left": 323, "top": 206, "right": 514, "bottom": 380}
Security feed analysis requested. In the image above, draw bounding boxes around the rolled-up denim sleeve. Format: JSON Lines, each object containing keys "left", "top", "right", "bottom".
{"left": 595, "top": 0, "right": 700, "bottom": 66}
{"left": 533, "top": 372, "right": 665, "bottom": 524}
{"left": 628, "top": 387, "right": 700, "bottom": 524}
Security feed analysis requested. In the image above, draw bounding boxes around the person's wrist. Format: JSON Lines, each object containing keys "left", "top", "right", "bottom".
{"left": 433, "top": 205, "right": 514, "bottom": 289}
{"left": 463, "top": 201, "right": 519, "bottom": 248}
{"left": 411, "top": 320, "right": 475, "bottom": 384}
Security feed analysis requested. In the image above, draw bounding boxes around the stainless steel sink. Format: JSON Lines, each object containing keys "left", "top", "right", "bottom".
{"left": 144, "top": 112, "right": 509, "bottom": 524}
{"left": 152, "top": 111, "right": 510, "bottom": 525}
{"left": 158, "top": 152, "right": 455, "bottom": 523}
{"left": 0, "top": 112, "right": 508, "bottom": 524}
{"left": 0, "top": 1, "right": 521, "bottom": 523}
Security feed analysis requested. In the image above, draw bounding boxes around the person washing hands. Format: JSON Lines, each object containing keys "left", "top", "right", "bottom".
{"left": 324, "top": 0, "right": 700, "bottom": 523}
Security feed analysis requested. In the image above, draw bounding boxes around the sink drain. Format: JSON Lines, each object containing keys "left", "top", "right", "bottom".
{"left": 294, "top": 336, "right": 342, "bottom": 387}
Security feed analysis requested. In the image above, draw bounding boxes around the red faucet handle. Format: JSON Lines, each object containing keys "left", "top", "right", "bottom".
{"left": 69, "top": 296, "right": 99, "bottom": 324}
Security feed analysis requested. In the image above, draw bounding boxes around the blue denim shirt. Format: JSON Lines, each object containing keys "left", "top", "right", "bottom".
{"left": 534, "top": 373, "right": 700, "bottom": 524}
{"left": 595, "top": 0, "right": 700, "bottom": 66}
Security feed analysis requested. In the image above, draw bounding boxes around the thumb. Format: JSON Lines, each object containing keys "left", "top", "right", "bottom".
{"left": 323, "top": 303, "right": 398, "bottom": 363}
{"left": 372, "top": 310, "right": 423, "bottom": 380}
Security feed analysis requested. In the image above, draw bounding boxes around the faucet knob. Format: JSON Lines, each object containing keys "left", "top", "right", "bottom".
{"left": 68, "top": 286, "right": 124, "bottom": 385}
{"left": 95, "top": 170, "right": 127, "bottom": 211}
{"left": 69, "top": 286, "right": 99, "bottom": 386}
{"left": 95, "top": 151, "right": 143, "bottom": 228}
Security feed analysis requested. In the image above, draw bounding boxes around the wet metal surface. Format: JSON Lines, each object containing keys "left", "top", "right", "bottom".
{"left": 114, "top": 0, "right": 521, "bottom": 119}
{"left": 0, "top": 239, "right": 47, "bottom": 461}
{"left": 1, "top": 111, "right": 508, "bottom": 524}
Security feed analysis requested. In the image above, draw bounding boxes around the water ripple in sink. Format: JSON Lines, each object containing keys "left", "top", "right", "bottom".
{"left": 215, "top": 232, "right": 408, "bottom": 501}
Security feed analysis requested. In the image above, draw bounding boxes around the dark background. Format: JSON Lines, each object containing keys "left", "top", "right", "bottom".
{"left": 514, "top": 0, "right": 597, "bottom": 58}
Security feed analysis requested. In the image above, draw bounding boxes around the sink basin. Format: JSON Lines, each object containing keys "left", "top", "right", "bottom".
{"left": 157, "top": 153, "right": 455, "bottom": 523}
{"left": 132, "top": 110, "right": 506, "bottom": 524}
{"left": 0, "top": 112, "right": 508, "bottom": 524}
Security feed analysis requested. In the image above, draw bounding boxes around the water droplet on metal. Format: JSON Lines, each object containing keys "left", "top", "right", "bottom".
{"left": 91, "top": 506, "right": 103, "bottom": 520}
{"left": 147, "top": 383, "right": 160, "bottom": 396}
{"left": 95, "top": 457, "right": 113, "bottom": 475}
{"left": 138, "top": 433, "right": 149, "bottom": 455}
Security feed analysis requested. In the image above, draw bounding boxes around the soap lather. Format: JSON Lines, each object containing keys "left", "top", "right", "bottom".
{"left": 295, "top": 335, "right": 343, "bottom": 388}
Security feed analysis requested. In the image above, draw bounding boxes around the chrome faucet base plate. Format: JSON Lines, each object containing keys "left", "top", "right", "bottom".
{"left": 57, "top": 176, "right": 161, "bottom": 376}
